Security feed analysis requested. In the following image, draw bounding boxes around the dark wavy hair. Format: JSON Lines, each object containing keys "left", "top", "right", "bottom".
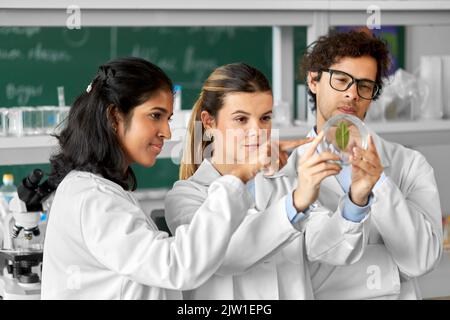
{"left": 49, "top": 57, "right": 173, "bottom": 191}
{"left": 299, "top": 30, "right": 391, "bottom": 113}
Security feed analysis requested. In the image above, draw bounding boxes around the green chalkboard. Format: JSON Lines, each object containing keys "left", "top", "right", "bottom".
{"left": 0, "top": 26, "right": 274, "bottom": 189}
{"left": 0, "top": 26, "right": 272, "bottom": 110}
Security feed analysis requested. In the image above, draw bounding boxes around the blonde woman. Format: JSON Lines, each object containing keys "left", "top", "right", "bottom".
{"left": 165, "top": 63, "right": 371, "bottom": 299}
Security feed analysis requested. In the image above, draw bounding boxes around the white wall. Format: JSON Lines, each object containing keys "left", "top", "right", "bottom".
{"left": 405, "top": 25, "right": 450, "bottom": 216}
{"left": 406, "top": 25, "right": 450, "bottom": 73}
{"left": 414, "top": 144, "right": 450, "bottom": 216}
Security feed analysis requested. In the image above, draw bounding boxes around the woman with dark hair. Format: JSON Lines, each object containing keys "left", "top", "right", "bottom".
{"left": 165, "top": 63, "right": 370, "bottom": 299}
{"left": 41, "top": 57, "right": 252, "bottom": 299}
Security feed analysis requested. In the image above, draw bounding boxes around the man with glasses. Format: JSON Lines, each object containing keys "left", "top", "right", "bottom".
{"left": 277, "top": 30, "right": 442, "bottom": 299}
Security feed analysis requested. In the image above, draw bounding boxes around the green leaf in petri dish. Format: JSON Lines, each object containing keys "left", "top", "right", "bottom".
{"left": 335, "top": 121, "right": 350, "bottom": 150}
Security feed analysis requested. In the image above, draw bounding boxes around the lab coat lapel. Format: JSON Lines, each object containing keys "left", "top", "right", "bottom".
{"left": 368, "top": 129, "right": 391, "bottom": 170}
{"left": 254, "top": 173, "right": 273, "bottom": 211}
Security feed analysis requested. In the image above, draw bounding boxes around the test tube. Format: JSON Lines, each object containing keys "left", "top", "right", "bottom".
{"left": 7, "top": 107, "right": 24, "bottom": 136}
{"left": 56, "top": 106, "right": 70, "bottom": 133}
{"left": 57, "top": 86, "right": 66, "bottom": 107}
{"left": 0, "top": 108, "right": 8, "bottom": 136}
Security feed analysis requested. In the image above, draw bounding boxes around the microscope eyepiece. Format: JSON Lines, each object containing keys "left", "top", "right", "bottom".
{"left": 23, "top": 169, "right": 43, "bottom": 189}
{"left": 17, "top": 169, "right": 55, "bottom": 212}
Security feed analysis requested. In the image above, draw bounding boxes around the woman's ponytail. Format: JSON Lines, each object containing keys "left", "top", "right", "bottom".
{"left": 179, "top": 92, "right": 206, "bottom": 180}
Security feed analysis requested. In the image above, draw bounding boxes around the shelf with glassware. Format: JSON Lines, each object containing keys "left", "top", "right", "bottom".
{"left": 1, "top": 118, "right": 450, "bottom": 166}
{"left": 3, "top": 3, "right": 450, "bottom": 122}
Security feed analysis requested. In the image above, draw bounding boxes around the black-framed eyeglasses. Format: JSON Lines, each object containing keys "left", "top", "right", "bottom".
{"left": 321, "top": 69, "right": 379, "bottom": 100}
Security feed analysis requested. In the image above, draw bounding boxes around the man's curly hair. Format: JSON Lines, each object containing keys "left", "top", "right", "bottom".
{"left": 299, "top": 30, "right": 391, "bottom": 113}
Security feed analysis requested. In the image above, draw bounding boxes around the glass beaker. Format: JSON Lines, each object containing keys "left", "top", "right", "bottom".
{"left": 7, "top": 107, "right": 24, "bottom": 136}
{"left": 39, "top": 106, "right": 59, "bottom": 134}
{"left": 22, "top": 107, "right": 43, "bottom": 135}
{"left": 0, "top": 108, "right": 8, "bottom": 136}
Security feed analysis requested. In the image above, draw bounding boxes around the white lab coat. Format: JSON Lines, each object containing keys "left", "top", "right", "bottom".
{"left": 165, "top": 158, "right": 370, "bottom": 299}
{"left": 283, "top": 129, "right": 443, "bottom": 299}
{"left": 41, "top": 170, "right": 251, "bottom": 299}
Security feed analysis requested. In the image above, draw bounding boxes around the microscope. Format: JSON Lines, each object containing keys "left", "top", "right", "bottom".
{"left": 0, "top": 169, "right": 56, "bottom": 300}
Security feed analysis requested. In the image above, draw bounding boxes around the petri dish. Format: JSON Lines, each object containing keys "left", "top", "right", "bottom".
{"left": 319, "top": 114, "right": 369, "bottom": 166}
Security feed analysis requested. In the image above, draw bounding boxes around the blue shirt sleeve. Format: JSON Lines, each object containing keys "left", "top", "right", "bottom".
{"left": 285, "top": 191, "right": 308, "bottom": 224}
{"left": 342, "top": 172, "right": 386, "bottom": 222}
{"left": 342, "top": 193, "right": 372, "bottom": 222}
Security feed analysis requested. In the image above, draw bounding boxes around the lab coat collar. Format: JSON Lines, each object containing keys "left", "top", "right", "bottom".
{"left": 190, "top": 158, "right": 222, "bottom": 186}
{"left": 190, "top": 158, "right": 269, "bottom": 210}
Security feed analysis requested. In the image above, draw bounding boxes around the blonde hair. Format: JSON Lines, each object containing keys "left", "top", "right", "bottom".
{"left": 179, "top": 63, "right": 271, "bottom": 180}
